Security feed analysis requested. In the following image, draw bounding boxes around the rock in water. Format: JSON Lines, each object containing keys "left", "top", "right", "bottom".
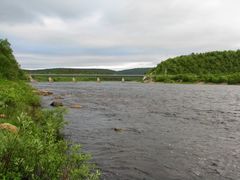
{"left": 53, "top": 95, "right": 64, "bottom": 100}
{"left": 0, "top": 123, "right": 18, "bottom": 134}
{"left": 70, "top": 104, "right": 82, "bottom": 109}
{"left": 50, "top": 101, "right": 63, "bottom": 107}
{"left": 37, "top": 90, "right": 53, "bottom": 96}
{"left": 113, "top": 128, "right": 123, "bottom": 132}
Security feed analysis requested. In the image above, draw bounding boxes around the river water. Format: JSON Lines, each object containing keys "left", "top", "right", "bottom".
{"left": 33, "top": 82, "right": 240, "bottom": 180}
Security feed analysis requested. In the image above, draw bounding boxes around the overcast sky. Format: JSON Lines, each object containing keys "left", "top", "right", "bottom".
{"left": 1, "top": 0, "right": 240, "bottom": 70}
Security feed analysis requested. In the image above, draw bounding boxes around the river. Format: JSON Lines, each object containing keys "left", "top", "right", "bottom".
{"left": 33, "top": 82, "right": 240, "bottom": 180}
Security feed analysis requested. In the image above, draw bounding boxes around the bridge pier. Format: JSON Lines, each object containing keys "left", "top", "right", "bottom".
{"left": 97, "top": 77, "right": 101, "bottom": 83}
{"left": 72, "top": 77, "right": 76, "bottom": 82}
{"left": 48, "top": 77, "right": 53, "bottom": 83}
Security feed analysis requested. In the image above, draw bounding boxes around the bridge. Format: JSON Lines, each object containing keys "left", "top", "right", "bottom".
{"left": 29, "top": 74, "right": 146, "bottom": 82}
{"left": 30, "top": 74, "right": 145, "bottom": 77}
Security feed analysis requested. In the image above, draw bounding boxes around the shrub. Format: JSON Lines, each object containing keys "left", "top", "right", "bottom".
{"left": 0, "top": 81, "right": 100, "bottom": 179}
{"left": 227, "top": 73, "right": 240, "bottom": 84}
{"left": 155, "top": 75, "right": 168, "bottom": 82}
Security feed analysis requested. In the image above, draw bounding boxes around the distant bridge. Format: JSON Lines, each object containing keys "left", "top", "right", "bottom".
{"left": 29, "top": 73, "right": 146, "bottom": 82}
{"left": 30, "top": 74, "right": 145, "bottom": 77}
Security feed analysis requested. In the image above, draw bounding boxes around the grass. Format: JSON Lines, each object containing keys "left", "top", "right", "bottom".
{"left": 0, "top": 80, "right": 100, "bottom": 179}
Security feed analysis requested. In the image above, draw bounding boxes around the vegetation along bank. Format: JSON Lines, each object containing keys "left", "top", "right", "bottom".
{"left": 0, "top": 39, "right": 100, "bottom": 179}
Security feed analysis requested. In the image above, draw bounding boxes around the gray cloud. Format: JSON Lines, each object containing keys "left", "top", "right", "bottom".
{"left": 0, "top": 0, "right": 240, "bottom": 69}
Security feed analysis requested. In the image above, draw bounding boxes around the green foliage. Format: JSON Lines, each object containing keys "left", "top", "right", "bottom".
{"left": 0, "top": 39, "right": 100, "bottom": 179}
{"left": 149, "top": 50, "right": 240, "bottom": 84}
{"left": 117, "top": 68, "right": 152, "bottom": 75}
{"left": 0, "top": 80, "right": 39, "bottom": 117}
{"left": 150, "top": 50, "right": 240, "bottom": 75}
{"left": 0, "top": 81, "right": 100, "bottom": 179}
{"left": 0, "top": 39, "right": 25, "bottom": 80}
{"left": 227, "top": 73, "right": 240, "bottom": 84}
{"left": 155, "top": 74, "right": 198, "bottom": 83}
{"left": 154, "top": 73, "right": 240, "bottom": 85}
{"left": 26, "top": 68, "right": 152, "bottom": 76}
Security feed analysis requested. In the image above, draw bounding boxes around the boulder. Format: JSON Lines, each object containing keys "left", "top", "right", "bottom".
{"left": 70, "top": 104, "right": 82, "bottom": 109}
{"left": 50, "top": 101, "right": 63, "bottom": 107}
{"left": 37, "top": 90, "right": 53, "bottom": 96}
{"left": 113, "top": 128, "right": 123, "bottom": 132}
{"left": 54, "top": 95, "right": 64, "bottom": 100}
{"left": 0, "top": 114, "right": 6, "bottom": 118}
{"left": 0, "top": 123, "right": 18, "bottom": 134}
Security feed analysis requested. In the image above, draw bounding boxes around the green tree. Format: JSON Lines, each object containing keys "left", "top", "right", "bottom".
{"left": 0, "top": 39, "right": 25, "bottom": 80}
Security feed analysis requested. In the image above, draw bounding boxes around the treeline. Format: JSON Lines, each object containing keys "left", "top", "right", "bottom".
{"left": 150, "top": 50, "right": 240, "bottom": 75}
{"left": 26, "top": 68, "right": 152, "bottom": 75}
{"left": 148, "top": 50, "right": 240, "bottom": 84}
{"left": 26, "top": 68, "right": 116, "bottom": 75}
{"left": 0, "top": 39, "right": 25, "bottom": 80}
{"left": 117, "top": 68, "right": 152, "bottom": 75}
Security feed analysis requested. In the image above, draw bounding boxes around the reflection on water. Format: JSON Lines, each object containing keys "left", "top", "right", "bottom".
{"left": 33, "top": 82, "right": 240, "bottom": 180}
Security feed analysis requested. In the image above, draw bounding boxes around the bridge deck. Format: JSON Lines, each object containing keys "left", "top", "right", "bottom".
{"left": 31, "top": 74, "right": 145, "bottom": 77}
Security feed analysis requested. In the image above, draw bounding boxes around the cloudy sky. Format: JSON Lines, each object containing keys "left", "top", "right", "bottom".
{"left": 1, "top": 0, "right": 240, "bottom": 70}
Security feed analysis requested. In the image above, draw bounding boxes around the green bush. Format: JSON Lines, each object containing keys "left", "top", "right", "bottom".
{"left": 0, "top": 81, "right": 100, "bottom": 179}
{"left": 227, "top": 73, "right": 240, "bottom": 84}
{"left": 0, "top": 39, "right": 100, "bottom": 179}
{"left": 171, "top": 74, "right": 198, "bottom": 83}
{"left": 155, "top": 75, "right": 168, "bottom": 82}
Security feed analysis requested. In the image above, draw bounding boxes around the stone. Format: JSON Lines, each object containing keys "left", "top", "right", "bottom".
{"left": 0, "top": 114, "right": 6, "bottom": 118}
{"left": 54, "top": 95, "right": 64, "bottom": 100}
{"left": 37, "top": 90, "right": 53, "bottom": 96}
{"left": 0, "top": 123, "right": 18, "bottom": 134}
{"left": 113, "top": 128, "right": 123, "bottom": 132}
{"left": 50, "top": 101, "right": 63, "bottom": 107}
{"left": 70, "top": 104, "right": 82, "bottom": 109}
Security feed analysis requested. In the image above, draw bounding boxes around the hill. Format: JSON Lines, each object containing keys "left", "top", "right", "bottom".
{"left": 117, "top": 68, "right": 152, "bottom": 75}
{"left": 26, "top": 68, "right": 116, "bottom": 75}
{"left": 150, "top": 50, "right": 240, "bottom": 75}
{"left": 26, "top": 67, "right": 153, "bottom": 75}
{"left": 148, "top": 50, "right": 240, "bottom": 84}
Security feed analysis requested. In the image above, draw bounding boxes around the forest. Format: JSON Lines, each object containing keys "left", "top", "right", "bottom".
{"left": 149, "top": 50, "right": 240, "bottom": 84}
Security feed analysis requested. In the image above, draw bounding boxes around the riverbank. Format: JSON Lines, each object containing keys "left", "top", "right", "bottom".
{"left": 148, "top": 73, "right": 240, "bottom": 85}
{"left": 0, "top": 80, "right": 100, "bottom": 179}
